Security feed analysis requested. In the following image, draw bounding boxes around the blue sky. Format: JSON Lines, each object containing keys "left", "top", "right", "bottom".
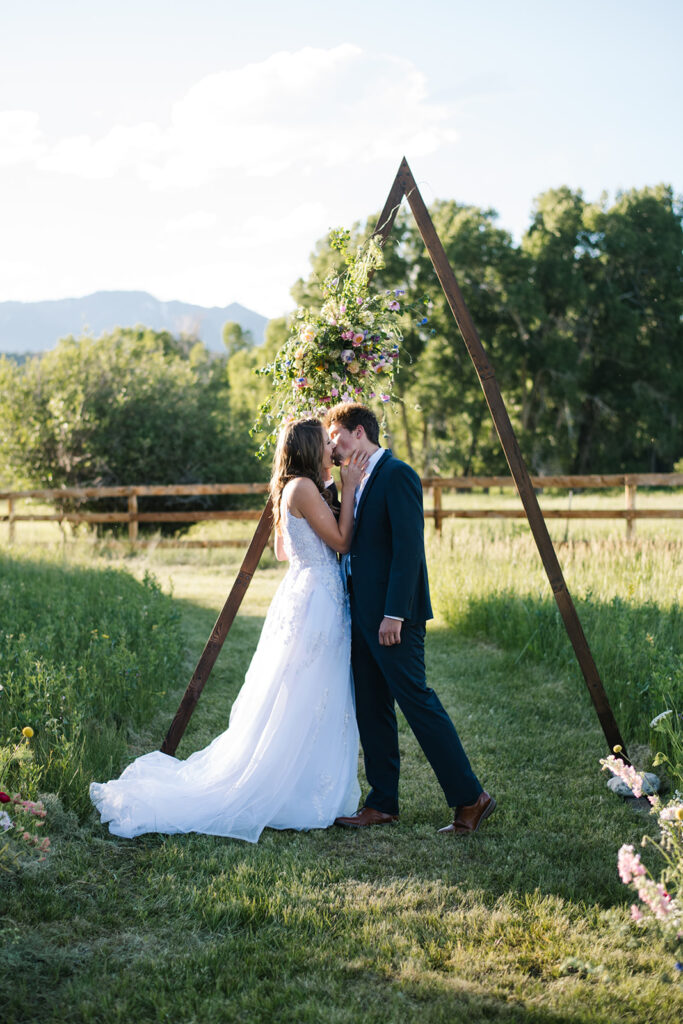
{"left": 1, "top": 0, "right": 680, "bottom": 316}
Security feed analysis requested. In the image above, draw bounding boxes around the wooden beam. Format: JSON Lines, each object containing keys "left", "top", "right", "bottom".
{"left": 161, "top": 498, "right": 275, "bottom": 756}
{"left": 397, "top": 158, "right": 628, "bottom": 758}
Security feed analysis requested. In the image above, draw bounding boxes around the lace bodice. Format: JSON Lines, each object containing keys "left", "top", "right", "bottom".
{"left": 281, "top": 505, "right": 341, "bottom": 575}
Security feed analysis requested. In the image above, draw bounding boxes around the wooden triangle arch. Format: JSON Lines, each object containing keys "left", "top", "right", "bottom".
{"left": 161, "top": 157, "right": 628, "bottom": 761}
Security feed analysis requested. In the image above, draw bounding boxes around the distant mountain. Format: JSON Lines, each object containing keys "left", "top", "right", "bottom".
{"left": 0, "top": 291, "right": 269, "bottom": 354}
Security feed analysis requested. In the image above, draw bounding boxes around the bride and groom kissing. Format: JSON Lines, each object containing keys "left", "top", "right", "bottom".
{"left": 91, "top": 403, "right": 495, "bottom": 842}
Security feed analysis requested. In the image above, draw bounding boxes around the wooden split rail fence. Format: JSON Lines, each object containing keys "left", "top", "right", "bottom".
{"left": 1, "top": 474, "right": 682, "bottom": 546}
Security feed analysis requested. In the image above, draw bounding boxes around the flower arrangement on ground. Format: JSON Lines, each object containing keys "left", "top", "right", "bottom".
{"left": 0, "top": 726, "right": 50, "bottom": 873}
{"left": 252, "top": 229, "right": 417, "bottom": 456}
{"left": 601, "top": 746, "right": 682, "bottom": 964}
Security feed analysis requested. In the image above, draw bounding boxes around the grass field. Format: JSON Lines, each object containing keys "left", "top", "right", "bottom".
{"left": 1, "top": 510, "right": 682, "bottom": 1023}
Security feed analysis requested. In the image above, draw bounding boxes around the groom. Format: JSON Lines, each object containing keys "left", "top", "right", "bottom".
{"left": 324, "top": 403, "right": 495, "bottom": 835}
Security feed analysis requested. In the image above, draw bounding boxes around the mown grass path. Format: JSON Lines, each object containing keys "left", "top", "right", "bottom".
{"left": 3, "top": 559, "right": 682, "bottom": 1023}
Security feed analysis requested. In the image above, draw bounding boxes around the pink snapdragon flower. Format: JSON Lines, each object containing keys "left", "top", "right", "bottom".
{"left": 618, "top": 844, "right": 647, "bottom": 884}
{"left": 600, "top": 755, "right": 644, "bottom": 797}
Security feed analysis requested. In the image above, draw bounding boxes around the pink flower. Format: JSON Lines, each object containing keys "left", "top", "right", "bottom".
{"left": 618, "top": 844, "right": 646, "bottom": 884}
{"left": 380, "top": 394, "right": 391, "bottom": 402}
{"left": 353, "top": 333, "right": 364, "bottom": 345}
{"left": 388, "top": 300, "right": 400, "bottom": 312}
{"left": 631, "top": 904, "right": 643, "bottom": 922}
{"left": 39, "top": 838, "right": 50, "bottom": 853}
{"left": 330, "top": 387, "right": 339, "bottom": 397}
{"left": 600, "top": 755, "right": 644, "bottom": 798}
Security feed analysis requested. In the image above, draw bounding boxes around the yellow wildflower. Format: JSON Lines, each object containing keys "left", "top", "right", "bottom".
{"left": 22, "top": 726, "right": 34, "bottom": 738}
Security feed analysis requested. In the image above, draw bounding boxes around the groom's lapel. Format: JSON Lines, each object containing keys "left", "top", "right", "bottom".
{"left": 354, "top": 450, "right": 391, "bottom": 533}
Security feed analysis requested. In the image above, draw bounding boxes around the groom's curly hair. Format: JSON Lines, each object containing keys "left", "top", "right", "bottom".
{"left": 323, "top": 403, "right": 380, "bottom": 444}
{"left": 269, "top": 418, "right": 331, "bottom": 531}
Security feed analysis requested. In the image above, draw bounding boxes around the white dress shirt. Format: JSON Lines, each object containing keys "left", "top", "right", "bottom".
{"left": 354, "top": 446, "right": 385, "bottom": 515}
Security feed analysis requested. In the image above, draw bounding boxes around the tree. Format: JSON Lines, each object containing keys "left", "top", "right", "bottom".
{"left": 222, "top": 321, "right": 253, "bottom": 359}
{"left": 0, "top": 327, "right": 265, "bottom": 529}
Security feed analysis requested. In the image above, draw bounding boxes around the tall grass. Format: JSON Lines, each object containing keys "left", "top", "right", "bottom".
{"left": 0, "top": 550, "right": 184, "bottom": 816}
{"left": 427, "top": 524, "right": 683, "bottom": 750}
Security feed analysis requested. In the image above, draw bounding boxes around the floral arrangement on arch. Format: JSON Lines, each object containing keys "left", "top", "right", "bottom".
{"left": 253, "top": 229, "right": 421, "bottom": 456}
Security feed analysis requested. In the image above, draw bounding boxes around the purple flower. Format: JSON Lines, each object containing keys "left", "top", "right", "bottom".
{"left": 380, "top": 394, "right": 390, "bottom": 402}
{"left": 388, "top": 300, "right": 400, "bottom": 312}
{"left": 394, "top": 289, "right": 405, "bottom": 296}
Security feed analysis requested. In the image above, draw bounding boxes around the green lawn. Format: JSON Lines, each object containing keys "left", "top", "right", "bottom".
{"left": 1, "top": 533, "right": 682, "bottom": 1023}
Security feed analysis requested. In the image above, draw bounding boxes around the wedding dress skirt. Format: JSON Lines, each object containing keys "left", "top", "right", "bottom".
{"left": 90, "top": 507, "right": 360, "bottom": 842}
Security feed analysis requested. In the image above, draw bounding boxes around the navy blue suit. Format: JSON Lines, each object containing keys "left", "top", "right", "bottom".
{"left": 349, "top": 450, "right": 482, "bottom": 815}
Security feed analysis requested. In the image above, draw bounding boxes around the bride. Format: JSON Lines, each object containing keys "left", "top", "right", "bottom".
{"left": 90, "top": 417, "right": 368, "bottom": 843}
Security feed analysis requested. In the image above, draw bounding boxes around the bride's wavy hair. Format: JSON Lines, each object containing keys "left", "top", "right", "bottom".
{"left": 269, "top": 417, "right": 329, "bottom": 531}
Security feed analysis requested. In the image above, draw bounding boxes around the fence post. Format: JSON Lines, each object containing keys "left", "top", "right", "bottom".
{"left": 128, "top": 493, "right": 138, "bottom": 543}
{"left": 625, "top": 478, "right": 637, "bottom": 541}
{"left": 8, "top": 497, "right": 15, "bottom": 545}
{"left": 433, "top": 484, "right": 443, "bottom": 534}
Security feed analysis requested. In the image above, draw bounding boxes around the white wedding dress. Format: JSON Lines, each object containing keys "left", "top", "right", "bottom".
{"left": 90, "top": 505, "right": 360, "bottom": 842}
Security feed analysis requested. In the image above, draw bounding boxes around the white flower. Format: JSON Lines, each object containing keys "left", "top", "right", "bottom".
{"left": 0, "top": 810, "right": 13, "bottom": 832}
{"left": 650, "top": 710, "right": 674, "bottom": 728}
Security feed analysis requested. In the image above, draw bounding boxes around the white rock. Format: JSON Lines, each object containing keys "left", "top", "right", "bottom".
{"left": 607, "top": 772, "right": 660, "bottom": 797}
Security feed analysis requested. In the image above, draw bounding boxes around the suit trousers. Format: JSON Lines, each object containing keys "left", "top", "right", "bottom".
{"left": 350, "top": 601, "right": 482, "bottom": 815}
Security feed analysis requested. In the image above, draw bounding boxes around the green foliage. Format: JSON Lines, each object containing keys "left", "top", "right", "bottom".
{"left": 0, "top": 327, "right": 266, "bottom": 528}
{"left": 0, "top": 550, "right": 184, "bottom": 816}
{"left": 221, "top": 320, "right": 253, "bottom": 358}
{"left": 283, "top": 185, "right": 683, "bottom": 476}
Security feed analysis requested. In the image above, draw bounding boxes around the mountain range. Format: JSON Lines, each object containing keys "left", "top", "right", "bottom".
{"left": 0, "top": 291, "right": 269, "bottom": 354}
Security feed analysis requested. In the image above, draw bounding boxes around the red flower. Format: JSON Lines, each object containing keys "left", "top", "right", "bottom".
{"left": 0, "top": 792, "right": 10, "bottom": 803}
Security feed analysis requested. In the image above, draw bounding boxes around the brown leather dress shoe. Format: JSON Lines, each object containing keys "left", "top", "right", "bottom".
{"left": 438, "top": 792, "right": 496, "bottom": 835}
{"left": 334, "top": 806, "right": 399, "bottom": 828}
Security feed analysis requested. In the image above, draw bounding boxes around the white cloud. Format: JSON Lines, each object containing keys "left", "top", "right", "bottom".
{"left": 166, "top": 210, "right": 218, "bottom": 233}
{"left": 40, "top": 122, "right": 165, "bottom": 179}
{"left": 219, "top": 202, "right": 328, "bottom": 252}
{"left": 24, "top": 46, "right": 457, "bottom": 189}
{"left": 0, "top": 111, "right": 46, "bottom": 166}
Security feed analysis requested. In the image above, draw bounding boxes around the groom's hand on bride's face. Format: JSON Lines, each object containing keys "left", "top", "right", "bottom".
{"left": 378, "top": 617, "right": 402, "bottom": 646}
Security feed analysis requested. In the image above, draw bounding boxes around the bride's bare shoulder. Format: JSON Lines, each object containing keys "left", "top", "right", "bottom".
{"left": 282, "top": 477, "right": 319, "bottom": 518}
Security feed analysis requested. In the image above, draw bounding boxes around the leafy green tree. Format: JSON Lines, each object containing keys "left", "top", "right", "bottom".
{"left": 243, "top": 183, "right": 683, "bottom": 477}
{"left": 0, "top": 328, "right": 265, "bottom": 529}
{"left": 222, "top": 321, "right": 253, "bottom": 359}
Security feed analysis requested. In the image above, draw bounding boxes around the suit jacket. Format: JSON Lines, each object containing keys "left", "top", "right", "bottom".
{"left": 349, "top": 450, "right": 433, "bottom": 628}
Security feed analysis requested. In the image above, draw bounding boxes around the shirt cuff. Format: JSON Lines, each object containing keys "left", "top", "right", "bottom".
{"left": 384, "top": 615, "right": 404, "bottom": 621}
